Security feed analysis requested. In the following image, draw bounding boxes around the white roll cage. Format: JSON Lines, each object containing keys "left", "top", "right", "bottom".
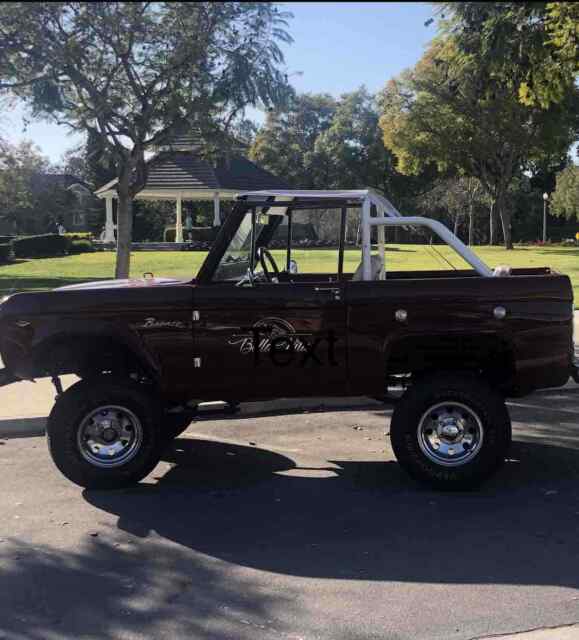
{"left": 239, "top": 188, "right": 493, "bottom": 280}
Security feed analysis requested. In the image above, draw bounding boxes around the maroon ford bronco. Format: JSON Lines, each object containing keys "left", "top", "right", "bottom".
{"left": 0, "top": 190, "right": 576, "bottom": 490}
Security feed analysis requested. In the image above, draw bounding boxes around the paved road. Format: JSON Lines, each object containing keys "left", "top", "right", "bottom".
{"left": 2, "top": 382, "right": 579, "bottom": 640}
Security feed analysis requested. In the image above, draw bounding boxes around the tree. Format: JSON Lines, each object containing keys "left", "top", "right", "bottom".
{"left": 0, "top": 140, "right": 48, "bottom": 232}
{"left": 0, "top": 2, "right": 293, "bottom": 277}
{"left": 0, "top": 140, "right": 82, "bottom": 234}
{"left": 551, "top": 164, "right": 579, "bottom": 220}
{"left": 379, "top": 30, "right": 579, "bottom": 249}
{"left": 435, "top": 2, "right": 579, "bottom": 109}
{"left": 250, "top": 93, "right": 337, "bottom": 187}
{"left": 251, "top": 88, "right": 438, "bottom": 243}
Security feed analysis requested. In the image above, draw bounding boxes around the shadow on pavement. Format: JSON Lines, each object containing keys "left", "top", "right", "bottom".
{"left": 84, "top": 427, "right": 579, "bottom": 590}
{"left": 0, "top": 535, "right": 295, "bottom": 640}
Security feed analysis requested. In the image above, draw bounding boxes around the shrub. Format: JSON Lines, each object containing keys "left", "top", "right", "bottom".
{"left": 69, "top": 239, "right": 95, "bottom": 254}
{"left": 0, "top": 242, "right": 13, "bottom": 264}
{"left": 12, "top": 234, "right": 70, "bottom": 258}
{"left": 164, "top": 226, "right": 219, "bottom": 243}
{"left": 64, "top": 232, "right": 93, "bottom": 241}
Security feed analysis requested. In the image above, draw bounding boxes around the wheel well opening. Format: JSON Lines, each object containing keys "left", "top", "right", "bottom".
{"left": 33, "top": 337, "right": 153, "bottom": 382}
{"left": 386, "top": 334, "right": 515, "bottom": 387}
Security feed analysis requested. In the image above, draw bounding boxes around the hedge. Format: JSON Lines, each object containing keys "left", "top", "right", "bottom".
{"left": 164, "top": 226, "right": 219, "bottom": 243}
{"left": 64, "top": 232, "right": 93, "bottom": 241}
{"left": 0, "top": 243, "right": 13, "bottom": 264}
{"left": 12, "top": 234, "right": 70, "bottom": 258}
{"left": 69, "top": 239, "right": 95, "bottom": 254}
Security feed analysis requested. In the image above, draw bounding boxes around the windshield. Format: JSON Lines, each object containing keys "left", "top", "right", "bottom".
{"left": 214, "top": 211, "right": 266, "bottom": 281}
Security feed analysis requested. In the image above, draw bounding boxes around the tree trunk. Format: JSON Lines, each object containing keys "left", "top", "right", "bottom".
{"left": 115, "top": 170, "right": 133, "bottom": 279}
{"left": 453, "top": 213, "right": 460, "bottom": 237}
{"left": 489, "top": 200, "right": 497, "bottom": 245}
{"left": 496, "top": 191, "right": 513, "bottom": 250}
{"left": 468, "top": 202, "right": 474, "bottom": 246}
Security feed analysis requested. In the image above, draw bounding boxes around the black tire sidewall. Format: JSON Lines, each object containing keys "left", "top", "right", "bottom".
{"left": 390, "top": 374, "right": 511, "bottom": 489}
{"left": 47, "top": 377, "right": 162, "bottom": 489}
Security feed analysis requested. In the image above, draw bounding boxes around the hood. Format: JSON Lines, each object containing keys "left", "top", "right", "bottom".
{"left": 56, "top": 277, "right": 188, "bottom": 291}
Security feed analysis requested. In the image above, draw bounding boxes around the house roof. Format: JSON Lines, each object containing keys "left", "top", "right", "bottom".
{"left": 95, "top": 152, "right": 289, "bottom": 200}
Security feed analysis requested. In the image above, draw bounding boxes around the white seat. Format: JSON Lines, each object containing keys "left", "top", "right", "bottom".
{"left": 352, "top": 254, "right": 384, "bottom": 281}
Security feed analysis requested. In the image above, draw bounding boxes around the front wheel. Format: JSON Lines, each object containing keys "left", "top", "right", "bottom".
{"left": 390, "top": 373, "right": 511, "bottom": 490}
{"left": 47, "top": 377, "right": 163, "bottom": 489}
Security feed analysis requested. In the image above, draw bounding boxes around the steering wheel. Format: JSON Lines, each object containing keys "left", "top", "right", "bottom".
{"left": 256, "top": 247, "right": 280, "bottom": 282}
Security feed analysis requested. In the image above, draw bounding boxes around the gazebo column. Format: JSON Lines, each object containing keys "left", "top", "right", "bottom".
{"left": 213, "top": 192, "right": 220, "bottom": 226}
{"left": 104, "top": 195, "right": 116, "bottom": 243}
{"left": 175, "top": 194, "right": 183, "bottom": 243}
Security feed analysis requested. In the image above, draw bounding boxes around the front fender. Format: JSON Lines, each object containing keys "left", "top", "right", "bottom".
{"left": 1, "top": 316, "right": 160, "bottom": 382}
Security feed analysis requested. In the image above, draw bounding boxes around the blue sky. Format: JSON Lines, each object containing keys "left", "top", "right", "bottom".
{"left": 1, "top": 2, "right": 436, "bottom": 163}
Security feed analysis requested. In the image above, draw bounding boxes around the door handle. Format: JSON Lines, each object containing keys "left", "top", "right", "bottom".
{"left": 314, "top": 287, "right": 342, "bottom": 300}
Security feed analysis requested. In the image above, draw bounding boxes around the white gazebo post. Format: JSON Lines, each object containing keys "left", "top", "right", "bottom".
{"left": 175, "top": 193, "right": 183, "bottom": 243}
{"left": 104, "top": 195, "right": 116, "bottom": 243}
{"left": 213, "top": 192, "right": 221, "bottom": 226}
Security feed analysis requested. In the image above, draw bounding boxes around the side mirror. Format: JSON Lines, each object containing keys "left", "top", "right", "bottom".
{"left": 289, "top": 260, "right": 299, "bottom": 274}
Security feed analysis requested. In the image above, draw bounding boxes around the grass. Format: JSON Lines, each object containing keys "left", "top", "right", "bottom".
{"left": 0, "top": 244, "right": 578, "bottom": 305}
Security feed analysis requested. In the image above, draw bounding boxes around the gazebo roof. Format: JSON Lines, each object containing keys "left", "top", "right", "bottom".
{"left": 95, "top": 146, "right": 289, "bottom": 200}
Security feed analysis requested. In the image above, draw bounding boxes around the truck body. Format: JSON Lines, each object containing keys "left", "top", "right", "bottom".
{"left": 0, "top": 189, "right": 575, "bottom": 489}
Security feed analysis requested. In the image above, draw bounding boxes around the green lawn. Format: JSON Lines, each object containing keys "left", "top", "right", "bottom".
{"left": 1, "top": 245, "right": 578, "bottom": 305}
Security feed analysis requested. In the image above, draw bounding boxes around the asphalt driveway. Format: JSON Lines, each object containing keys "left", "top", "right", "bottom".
{"left": 2, "top": 385, "right": 579, "bottom": 639}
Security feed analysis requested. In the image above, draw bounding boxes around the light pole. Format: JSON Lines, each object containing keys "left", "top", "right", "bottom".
{"left": 542, "top": 192, "right": 549, "bottom": 243}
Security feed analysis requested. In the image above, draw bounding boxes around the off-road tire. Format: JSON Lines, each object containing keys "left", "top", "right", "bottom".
{"left": 390, "top": 373, "right": 511, "bottom": 490}
{"left": 47, "top": 377, "right": 163, "bottom": 489}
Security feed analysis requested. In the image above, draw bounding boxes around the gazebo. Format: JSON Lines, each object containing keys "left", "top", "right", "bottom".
{"left": 94, "top": 130, "right": 288, "bottom": 243}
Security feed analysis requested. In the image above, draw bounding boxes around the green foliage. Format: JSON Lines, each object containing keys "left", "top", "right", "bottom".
{"left": 378, "top": 21, "right": 579, "bottom": 248}
{"left": 0, "top": 141, "right": 48, "bottom": 229}
{"left": 12, "top": 234, "right": 69, "bottom": 258}
{"left": 311, "top": 88, "right": 391, "bottom": 189}
{"left": 250, "top": 93, "right": 337, "bottom": 187}
{"left": 164, "top": 226, "right": 218, "bottom": 243}
{"left": 133, "top": 201, "right": 173, "bottom": 243}
{"left": 436, "top": 2, "right": 579, "bottom": 110}
{"left": 551, "top": 165, "right": 579, "bottom": 220}
{"left": 0, "top": 140, "right": 84, "bottom": 235}
{"left": 64, "top": 233, "right": 93, "bottom": 240}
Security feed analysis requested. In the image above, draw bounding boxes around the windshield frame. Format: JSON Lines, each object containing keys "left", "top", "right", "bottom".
{"left": 196, "top": 199, "right": 285, "bottom": 284}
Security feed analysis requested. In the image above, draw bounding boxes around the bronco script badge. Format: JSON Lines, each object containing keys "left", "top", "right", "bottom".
{"left": 136, "top": 317, "right": 188, "bottom": 330}
{"left": 229, "top": 317, "right": 338, "bottom": 367}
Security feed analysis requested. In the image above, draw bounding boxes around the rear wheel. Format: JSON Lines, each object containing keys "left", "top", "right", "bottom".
{"left": 390, "top": 373, "right": 511, "bottom": 490}
{"left": 47, "top": 377, "right": 162, "bottom": 489}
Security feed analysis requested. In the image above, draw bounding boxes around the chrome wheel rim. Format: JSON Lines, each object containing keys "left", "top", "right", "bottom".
{"left": 77, "top": 405, "right": 143, "bottom": 468}
{"left": 417, "top": 401, "right": 484, "bottom": 467}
